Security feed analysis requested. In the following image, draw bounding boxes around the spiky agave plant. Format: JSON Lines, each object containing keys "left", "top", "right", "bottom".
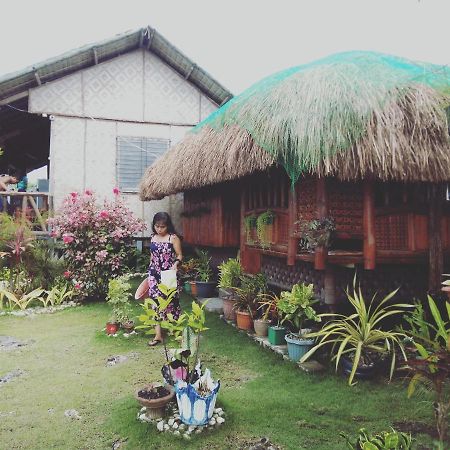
{"left": 301, "top": 277, "right": 410, "bottom": 385}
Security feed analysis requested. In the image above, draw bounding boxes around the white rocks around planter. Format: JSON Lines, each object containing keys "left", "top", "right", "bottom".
{"left": 137, "top": 404, "right": 225, "bottom": 437}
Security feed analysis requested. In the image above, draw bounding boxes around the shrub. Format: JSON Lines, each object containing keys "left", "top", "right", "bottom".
{"left": 48, "top": 189, "right": 146, "bottom": 300}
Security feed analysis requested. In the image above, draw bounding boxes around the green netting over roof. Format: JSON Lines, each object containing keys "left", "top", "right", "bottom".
{"left": 193, "top": 51, "right": 450, "bottom": 183}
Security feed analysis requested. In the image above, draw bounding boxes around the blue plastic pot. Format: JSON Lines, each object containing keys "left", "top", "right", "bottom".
{"left": 285, "top": 333, "right": 315, "bottom": 362}
{"left": 174, "top": 380, "right": 220, "bottom": 426}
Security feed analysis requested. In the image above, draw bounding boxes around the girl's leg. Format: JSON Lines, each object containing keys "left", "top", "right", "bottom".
{"left": 155, "top": 324, "right": 163, "bottom": 341}
{"left": 148, "top": 325, "right": 163, "bottom": 346}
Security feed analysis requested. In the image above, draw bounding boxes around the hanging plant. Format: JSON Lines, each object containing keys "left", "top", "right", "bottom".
{"left": 256, "top": 210, "right": 275, "bottom": 249}
{"left": 244, "top": 214, "right": 257, "bottom": 244}
{"left": 297, "top": 217, "right": 336, "bottom": 250}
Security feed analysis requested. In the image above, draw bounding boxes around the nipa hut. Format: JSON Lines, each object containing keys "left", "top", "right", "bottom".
{"left": 140, "top": 51, "right": 450, "bottom": 306}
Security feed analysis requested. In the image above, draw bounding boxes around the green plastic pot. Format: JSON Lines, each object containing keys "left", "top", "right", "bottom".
{"left": 268, "top": 326, "right": 286, "bottom": 345}
{"left": 184, "top": 281, "right": 191, "bottom": 294}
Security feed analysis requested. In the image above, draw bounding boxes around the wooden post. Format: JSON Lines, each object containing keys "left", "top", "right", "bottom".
{"left": 363, "top": 180, "right": 376, "bottom": 270}
{"left": 428, "top": 183, "right": 444, "bottom": 295}
{"left": 315, "top": 177, "right": 328, "bottom": 270}
{"left": 240, "top": 185, "right": 247, "bottom": 261}
{"left": 287, "top": 181, "right": 298, "bottom": 266}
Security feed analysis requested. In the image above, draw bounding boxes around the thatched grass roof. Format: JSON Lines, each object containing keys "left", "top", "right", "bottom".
{"left": 140, "top": 51, "right": 450, "bottom": 200}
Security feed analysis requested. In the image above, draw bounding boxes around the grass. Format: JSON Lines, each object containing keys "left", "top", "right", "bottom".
{"left": 0, "top": 294, "right": 443, "bottom": 450}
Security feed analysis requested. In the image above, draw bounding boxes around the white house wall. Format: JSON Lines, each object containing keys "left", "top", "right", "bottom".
{"left": 29, "top": 49, "right": 220, "bottom": 235}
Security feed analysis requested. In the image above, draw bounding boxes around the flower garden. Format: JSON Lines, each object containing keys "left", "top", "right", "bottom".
{"left": 0, "top": 190, "right": 449, "bottom": 449}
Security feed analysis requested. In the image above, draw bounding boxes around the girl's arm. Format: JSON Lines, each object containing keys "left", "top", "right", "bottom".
{"left": 171, "top": 235, "right": 183, "bottom": 270}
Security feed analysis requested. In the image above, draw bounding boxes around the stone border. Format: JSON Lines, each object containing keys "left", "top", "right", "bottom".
{"left": 220, "top": 316, "right": 326, "bottom": 373}
{"left": 0, "top": 301, "right": 79, "bottom": 317}
{"left": 137, "top": 403, "right": 225, "bottom": 439}
{"left": 221, "top": 316, "right": 290, "bottom": 360}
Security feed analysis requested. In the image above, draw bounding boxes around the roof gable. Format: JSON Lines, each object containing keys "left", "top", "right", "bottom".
{"left": 0, "top": 26, "right": 232, "bottom": 106}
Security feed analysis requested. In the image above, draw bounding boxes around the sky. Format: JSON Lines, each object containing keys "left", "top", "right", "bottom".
{"left": 0, "top": 0, "right": 449, "bottom": 95}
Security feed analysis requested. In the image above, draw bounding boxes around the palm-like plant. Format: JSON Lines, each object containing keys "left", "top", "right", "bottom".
{"left": 301, "top": 280, "right": 410, "bottom": 385}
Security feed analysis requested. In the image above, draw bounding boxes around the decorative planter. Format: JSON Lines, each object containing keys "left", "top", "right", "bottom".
{"left": 236, "top": 310, "right": 254, "bottom": 331}
{"left": 196, "top": 281, "right": 216, "bottom": 298}
{"left": 106, "top": 322, "right": 119, "bottom": 335}
{"left": 222, "top": 297, "right": 237, "bottom": 322}
{"left": 341, "top": 356, "right": 376, "bottom": 380}
{"left": 285, "top": 333, "right": 315, "bottom": 362}
{"left": 189, "top": 281, "right": 197, "bottom": 297}
{"left": 268, "top": 326, "right": 286, "bottom": 345}
{"left": 175, "top": 380, "right": 220, "bottom": 426}
{"left": 135, "top": 383, "right": 175, "bottom": 419}
{"left": 122, "top": 321, "right": 135, "bottom": 332}
{"left": 253, "top": 319, "right": 270, "bottom": 337}
{"left": 184, "top": 281, "right": 192, "bottom": 294}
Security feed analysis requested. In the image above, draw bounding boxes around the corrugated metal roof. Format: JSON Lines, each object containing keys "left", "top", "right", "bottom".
{"left": 0, "top": 26, "right": 233, "bottom": 105}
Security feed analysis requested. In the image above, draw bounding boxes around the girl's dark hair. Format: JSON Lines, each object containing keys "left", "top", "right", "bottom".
{"left": 152, "top": 212, "right": 177, "bottom": 235}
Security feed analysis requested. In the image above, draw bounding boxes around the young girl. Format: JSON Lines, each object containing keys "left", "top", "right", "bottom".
{"left": 147, "top": 212, "right": 183, "bottom": 346}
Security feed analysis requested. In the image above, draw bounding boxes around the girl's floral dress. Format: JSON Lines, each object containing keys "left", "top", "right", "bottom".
{"left": 148, "top": 234, "right": 181, "bottom": 320}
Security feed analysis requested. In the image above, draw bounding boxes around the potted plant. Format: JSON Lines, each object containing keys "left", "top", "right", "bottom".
{"left": 254, "top": 291, "right": 280, "bottom": 337}
{"left": 137, "top": 287, "right": 220, "bottom": 426}
{"left": 277, "top": 283, "right": 321, "bottom": 362}
{"left": 300, "top": 278, "right": 409, "bottom": 385}
{"left": 244, "top": 214, "right": 257, "bottom": 245}
{"left": 233, "top": 273, "right": 267, "bottom": 331}
{"left": 179, "top": 258, "right": 199, "bottom": 295}
{"left": 135, "top": 286, "right": 180, "bottom": 418}
{"left": 218, "top": 257, "right": 242, "bottom": 321}
{"left": 195, "top": 249, "right": 216, "bottom": 298}
{"left": 172, "top": 302, "right": 220, "bottom": 426}
{"left": 403, "top": 295, "right": 450, "bottom": 445}
{"left": 256, "top": 210, "right": 275, "bottom": 249}
{"left": 298, "top": 217, "right": 336, "bottom": 250}
{"left": 106, "top": 275, "right": 134, "bottom": 334}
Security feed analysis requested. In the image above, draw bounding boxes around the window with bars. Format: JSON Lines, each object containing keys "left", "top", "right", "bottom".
{"left": 116, "top": 136, "right": 170, "bottom": 192}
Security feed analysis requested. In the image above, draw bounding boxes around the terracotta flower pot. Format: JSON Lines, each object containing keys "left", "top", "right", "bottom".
{"left": 222, "top": 297, "right": 237, "bottom": 322}
{"left": 135, "top": 383, "right": 175, "bottom": 419}
{"left": 106, "top": 322, "right": 119, "bottom": 335}
{"left": 189, "top": 281, "right": 197, "bottom": 297}
{"left": 236, "top": 310, "right": 254, "bottom": 331}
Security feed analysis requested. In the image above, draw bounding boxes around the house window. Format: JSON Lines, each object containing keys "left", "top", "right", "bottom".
{"left": 116, "top": 136, "right": 170, "bottom": 192}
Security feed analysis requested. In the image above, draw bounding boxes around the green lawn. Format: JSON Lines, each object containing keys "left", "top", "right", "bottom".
{"left": 0, "top": 295, "right": 442, "bottom": 450}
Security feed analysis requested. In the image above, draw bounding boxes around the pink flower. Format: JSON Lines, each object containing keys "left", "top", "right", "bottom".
{"left": 113, "top": 187, "right": 120, "bottom": 195}
{"left": 99, "top": 210, "right": 109, "bottom": 219}
{"left": 95, "top": 249, "right": 108, "bottom": 262}
{"left": 63, "top": 234, "right": 74, "bottom": 244}
{"left": 85, "top": 189, "right": 93, "bottom": 196}
{"left": 74, "top": 283, "right": 81, "bottom": 290}
{"left": 70, "top": 192, "right": 78, "bottom": 198}
{"left": 63, "top": 270, "right": 72, "bottom": 278}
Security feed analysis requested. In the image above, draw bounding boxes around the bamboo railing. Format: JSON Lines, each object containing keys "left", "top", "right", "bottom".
{"left": 0, "top": 192, "right": 53, "bottom": 235}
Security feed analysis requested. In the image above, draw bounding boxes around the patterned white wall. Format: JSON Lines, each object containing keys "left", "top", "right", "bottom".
{"left": 30, "top": 48, "right": 220, "bottom": 234}
{"left": 30, "top": 72, "right": 83, "bottom": 116}
{"left": 49, "top": 117, "right": 85, "bottom": 207}
{"left": 144, "top": 52, "right": 201, "bottom": 124}
{"left": 84, "top": 120, "right": 116, "bottom": 199}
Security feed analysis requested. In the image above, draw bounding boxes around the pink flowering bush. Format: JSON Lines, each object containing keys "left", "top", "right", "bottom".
{"left": 48, "top": 189, "right": 146, "bottom": 300}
